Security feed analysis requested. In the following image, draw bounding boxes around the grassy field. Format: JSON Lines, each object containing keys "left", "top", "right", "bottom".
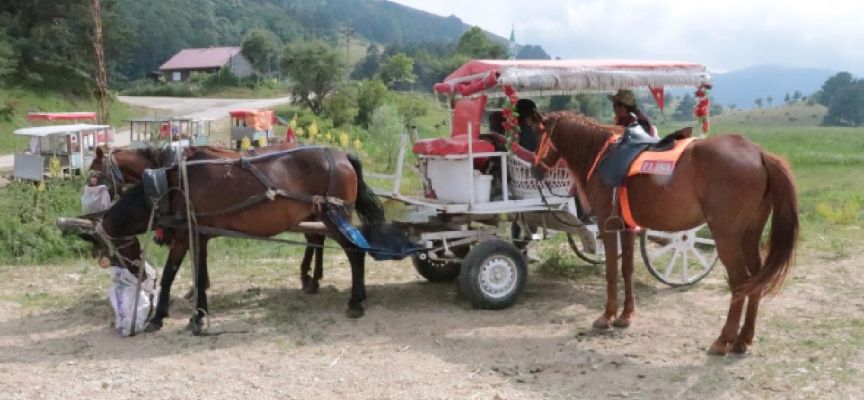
{"left": 0, "top": 89, "right": 144, "bottom": 155}
{"left": 711, "top": 103, "right": 828, "bottom": 127}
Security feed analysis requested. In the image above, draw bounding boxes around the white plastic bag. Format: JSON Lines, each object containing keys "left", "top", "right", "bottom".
{"left": 82, "top": 184, "right": 112, "bottom": 214}
{"left": 107, "top": 261, "right": 158, "bottom": 337}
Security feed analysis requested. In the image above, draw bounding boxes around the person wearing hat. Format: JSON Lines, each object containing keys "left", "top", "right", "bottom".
{"left": 608, "top": 89, "right": 658, "bottom": 138}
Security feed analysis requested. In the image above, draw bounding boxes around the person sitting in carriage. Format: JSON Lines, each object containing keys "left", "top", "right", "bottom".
{"left": 608, "top": 89, "right": 658, "bottom": 138}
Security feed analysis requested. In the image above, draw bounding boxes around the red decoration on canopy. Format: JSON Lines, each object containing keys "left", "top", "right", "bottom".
{"left": 694, "top": 84, "right": 713, "bottom": 135}
{"left": 649, "top": 87, "right": 665, "bottom": 113}
{"left": 502, "top": 85, "right": 521, "bottom": 149}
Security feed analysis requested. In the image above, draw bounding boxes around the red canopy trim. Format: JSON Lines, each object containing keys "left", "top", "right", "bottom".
{"left": 27, "top": 112, "right": 97, "bottom": 122}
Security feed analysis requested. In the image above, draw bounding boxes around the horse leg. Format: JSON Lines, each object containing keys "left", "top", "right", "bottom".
{"left": 732, "top": 215, "right": 770, "bottom": 354}
{"left": 708, "top": 232, "right": 749, "bottom": 356}
{"left": 301, "top": 234, "right": 325, "bottom": 295}
{"left": 300, "top": 234, "right": 316, "bottom": 293}
{"left": 594, "top": 231, "right": 620, "bottom": 329}
{"left": 343, "top": 243, "right": 367, "bottom": 318}
{"left": 187, "top": 237, "right": 211, "bottom": 335}
{"left": 144, "top": 241, "right": 187, "bottom": 333}
{"left": 614, "top": 230, "right": 637, "bottom": 328}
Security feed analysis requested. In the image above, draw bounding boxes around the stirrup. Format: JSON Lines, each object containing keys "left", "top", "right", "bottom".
{"left": 603, "top": 216, "right": 625, "bottom": 233}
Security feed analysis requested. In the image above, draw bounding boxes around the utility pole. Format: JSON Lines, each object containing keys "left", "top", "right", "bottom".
{"left": 90, "top": 0, "right": 109, "bottom": 125}
{"left": 341, "top": 24, "right": 357, "bottom": 80}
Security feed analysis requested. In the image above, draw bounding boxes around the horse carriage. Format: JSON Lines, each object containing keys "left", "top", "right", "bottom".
{"left": 127, "top": 116, "right": 213, "bottom": 149}
{"left": 370, "top": 59, "right": 720, "bottom": 309}
{"left": 13, "top": 112, "right": 114, "bottom": 181}
{"left": 228, "top": 109, "right": 277, "bottom": 149}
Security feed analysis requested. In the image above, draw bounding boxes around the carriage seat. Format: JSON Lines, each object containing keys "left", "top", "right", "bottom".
{"left": 412, "top": 96, "right": 496, "bottom": 161}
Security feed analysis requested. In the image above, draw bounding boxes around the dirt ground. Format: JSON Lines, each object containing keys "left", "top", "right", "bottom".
{"left": 0, "top": 237, "right": 862, "bottom": 400}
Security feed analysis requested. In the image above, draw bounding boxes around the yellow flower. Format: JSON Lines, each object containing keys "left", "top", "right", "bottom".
{"left": 308, "top": 121, "right": 319, "bottom": 138}
{"left": 325, "top": 131, "right": 332, "bottom": 142}
{"left": 289, "top": 116, "right": 297, "bottom": 130}
{"left": 37, "top": 181, "right": 45, "bottom": 192}
{"left": 353, "top": 138, "right": 362, "bottom": 150}
{"left": 339, "top": 133, "right": 349, "bottom": 147}
{"left": 296, "top": 127, "right": 305, "bottom": 138}
{"left": 49, "top": 156, "right": 61, "bottom": 178}
{"left": 258, "top": 136, "right": 267, "bottom": 147}
{"left": 240, "top": 137, "right": 252, "bottom": 150}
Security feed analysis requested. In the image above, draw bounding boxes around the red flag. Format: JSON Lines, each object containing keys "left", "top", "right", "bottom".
{"left": 286, "top": 126, "right": 296, "bottom": 143}
{"left": 649, "top": 87, "right": 665, "bottom": 113}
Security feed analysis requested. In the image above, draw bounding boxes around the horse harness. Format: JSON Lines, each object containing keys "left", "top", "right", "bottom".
{"left": 142, "top": 146, "right": 351, "bottom": 233}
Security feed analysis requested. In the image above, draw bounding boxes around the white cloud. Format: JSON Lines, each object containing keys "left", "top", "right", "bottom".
{"left": 388, "top": 0, "right": 864, "bottom": 74}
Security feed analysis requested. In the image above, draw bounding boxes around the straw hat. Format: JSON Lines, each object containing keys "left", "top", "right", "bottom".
{"left": 608, "top": 89, "right": 636, "bottom": 107}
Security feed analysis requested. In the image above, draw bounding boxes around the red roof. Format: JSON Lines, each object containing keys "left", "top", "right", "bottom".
{"left": 159, "top": 46, "right": 242, "bottom": 71}
{"left": 27, "top": 112, "right": 97, "bottom": 122}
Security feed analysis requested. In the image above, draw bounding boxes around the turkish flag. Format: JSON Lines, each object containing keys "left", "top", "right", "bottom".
{"left": 286, "top": 126, "right": 296, "bottom": 143}
{"left": 649, "top": 87, "right": 665, "bottom": 113}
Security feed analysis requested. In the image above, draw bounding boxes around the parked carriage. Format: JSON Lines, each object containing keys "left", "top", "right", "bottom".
{"left": 371, "top": 59, "right": 720, "bottom": 309}
{"left": 127, "top": 116, "right": 213, "bottom": 149}
{"left": 13, "top": 112, "right": 114, "bottom": 181}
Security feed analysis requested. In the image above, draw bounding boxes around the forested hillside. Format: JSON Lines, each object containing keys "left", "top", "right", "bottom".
{"left": 0, "top": 0, "right": 549, "bottom": 89}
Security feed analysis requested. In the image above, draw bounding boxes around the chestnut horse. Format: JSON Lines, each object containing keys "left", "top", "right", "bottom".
{"left": 90, "top": 145, "right": 385, "bottom": 334}
{"left": 89, "top": 145, "right": 329, "bottom": 296}
{"left": 529, "top": 111, "right": 799, "bottom": 356}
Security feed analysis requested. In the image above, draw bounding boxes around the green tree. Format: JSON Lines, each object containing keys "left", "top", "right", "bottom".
{"left": 755, "top": 98, "right": 763, "bottom": 108}
{"left": 0, "top": 29, "right": 16, "bottom": 83}
{"left": 351, "top": 44, "right": 381, "bottom": 80}
{"left": 378, "top": 53, "right": 416, "bottom": 89}
{"left": 784, "top": 92, "right": 792, "bottom": 105}
{"left": 675, "top": 93, "right": 697, "bottom": 120}
{"left": 824, "top": 80, "right": 864, "bottom": 126}
{"left": 549, "top": 95, "right": 573, "bottom": 111}
{"left": 819, "top": 72, "right": 854, "bottom": 107}
{"left": 368, "top": 104, "right": 405, "bottom": 170}
{"left": 355, "top": 78, "right": 389, "bottom": 127}
{"left": 279, "top": 39, "right": 345, "bottom": 115}
{"left": 455, "top": 26, "right": 506, "bottom": 59}
{"left": 729, "top": 104, "right": 737, "bottom": 112}
{"left": 574, "top": 94, "right": 604, "bottom": 118}
{"left": 322, "top": 88, "right": 358, "bottom": 128}
{"left": 793, "top": 90, "right": 803, "bottom": 102}
{"left": 766, "top": 95, "right": 774, "bottom": 107}
{"left": 241, "top": 28, "right": 281, "bottom": 73}
{"left": 395, "top": 93, "right": 429, "bottom": 126}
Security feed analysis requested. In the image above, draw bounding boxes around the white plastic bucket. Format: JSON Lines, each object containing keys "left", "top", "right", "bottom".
{"left": 473, "top": 173, "right": 492, "bottom": 203}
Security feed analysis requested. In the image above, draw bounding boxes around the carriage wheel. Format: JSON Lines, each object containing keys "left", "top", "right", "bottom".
{"left": 412, "top": 246, "right": 469, "bottom": 283}
{"left": 566, "top": 226, "right": 622, "bottom": 265}
{"left": 640, "top": 223, "right": 718, "bottom": 287}
{"left": 459, "top": 239, "right": 527, "bottom": 310}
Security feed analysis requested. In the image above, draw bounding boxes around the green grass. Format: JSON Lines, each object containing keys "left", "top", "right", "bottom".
{"left": 0, "top": 88, "right": 144, "bottom": 155}
{"left": 711, "top": 103, "right": 828, "bottom": 127}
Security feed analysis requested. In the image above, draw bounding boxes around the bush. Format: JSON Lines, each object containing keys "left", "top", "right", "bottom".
{"left": 0, "top": 178, "right": 94, "bottom": 264}
{"left": 323, "top": 89, "right": 358, "bottom": 128}
{"left": 367, "top": 104, "right": 405, "bottom": 170}
{"left": 356, "top": 79, "right": 389, "bottom": 127}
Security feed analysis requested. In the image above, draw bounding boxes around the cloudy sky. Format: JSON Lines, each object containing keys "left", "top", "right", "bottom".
{"left": 389, "top": 0, "right": 863, "bottom": 74}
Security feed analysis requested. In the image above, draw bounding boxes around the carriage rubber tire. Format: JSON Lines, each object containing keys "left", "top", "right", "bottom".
{"left": 639, "top": 229, "right": 717, "bottom": 287}
{"left": 458, "top": 239, "right": 528, "bottom": 311}
{"left": 411, "top": 249, "right": 466, "bottom": 283}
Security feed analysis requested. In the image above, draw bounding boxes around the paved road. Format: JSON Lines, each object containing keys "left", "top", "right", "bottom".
{"left": 0, "top": 96, "right": 291, "bottom": 171}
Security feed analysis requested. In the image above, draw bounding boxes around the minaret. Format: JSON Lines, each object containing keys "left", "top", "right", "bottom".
{"left": 507, "top": 24, "right": 517, "bottom": 60}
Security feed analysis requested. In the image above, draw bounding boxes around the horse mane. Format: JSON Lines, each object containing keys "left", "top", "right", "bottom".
{"left": 134, "top": 147, "right": 169, "bottom": 167}
{"left": 543, "top": 110, "right": 623, "bottom": 176}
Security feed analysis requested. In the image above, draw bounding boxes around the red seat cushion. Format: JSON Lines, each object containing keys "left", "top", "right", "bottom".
{"left": 412, "top": 136, "right": 496, "bottom": 156}
{"left": 452, "top": 96, "right": 487, "bottom": 138}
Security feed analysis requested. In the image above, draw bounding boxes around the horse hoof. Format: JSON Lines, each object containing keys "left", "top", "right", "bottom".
{"left": 346, "top": 308, "right": 365, "bottom": 319}
{"left": 185, "top": 318, "right": 203, "bottom": 336}
{"left": 612, "top": 316, "right": 631, "bottom": 328}
{"left": 730, "top": 342, "right": 749, "bottom": 355}
{"left": 707, "top": 342, "right": 729, "bottom": 356}
{"left": 143, "top": 321, "right": 162, "bottom": 333}
{"left": 592, "top": 317, "right": 612, "bottom": 330}
{"left": 303, "top": 283, "right": 320, "bottom": 295}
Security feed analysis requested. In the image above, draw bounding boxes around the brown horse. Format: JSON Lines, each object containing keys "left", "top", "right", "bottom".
{"left": 90, "top": 145, "right": 385, "bottom": 334}
{"left": 529, "top": 110, "right": 799, "bottom": 356}
{"left": 89, "top": 145, "right": 329, "bottom": 296}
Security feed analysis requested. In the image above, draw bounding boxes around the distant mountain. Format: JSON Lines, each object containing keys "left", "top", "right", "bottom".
{"left": 706, "top": 65, "right": 836, "bottom": 110}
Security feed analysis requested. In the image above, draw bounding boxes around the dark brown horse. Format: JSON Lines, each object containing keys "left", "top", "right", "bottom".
{"left": 90, "top": 145, "right": 385, "bottom": 334}
{"left": 89, "top": 145, "right": 329, "bottom": 296}
{"left": 529, "top": 111, "right": 799, "bottom": 356}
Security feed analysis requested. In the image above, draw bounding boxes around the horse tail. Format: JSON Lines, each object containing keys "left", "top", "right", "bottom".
{"left": 346, "top": 153, "right": 386, "bottom": 229}
{"left": 738, "top": 152, "right": 800, "bottom": 298}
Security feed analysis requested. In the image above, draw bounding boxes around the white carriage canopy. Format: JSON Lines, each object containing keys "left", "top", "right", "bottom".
{"left": 433, "top": 59, "right": 713, "bottom": 100}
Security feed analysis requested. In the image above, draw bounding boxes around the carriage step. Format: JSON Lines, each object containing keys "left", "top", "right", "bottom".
{"left": 293, "top": 222, "right": 330, "bottom": 236}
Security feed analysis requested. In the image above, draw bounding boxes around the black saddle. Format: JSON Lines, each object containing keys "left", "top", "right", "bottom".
{"left": 596, "top": 116, "right": 691, "bottom": 187}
